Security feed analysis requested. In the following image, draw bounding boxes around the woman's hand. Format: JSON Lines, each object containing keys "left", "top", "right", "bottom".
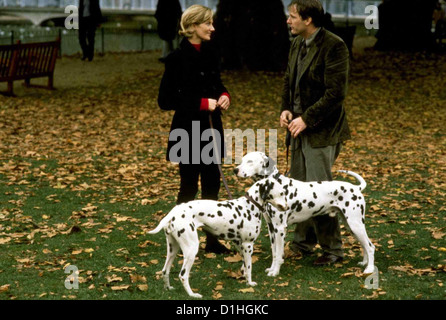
{"left": 208, "top": 99, "right": 218, "bottom": 111}
{"left": 217, "top": 95, "right": 230, "bottom": 110}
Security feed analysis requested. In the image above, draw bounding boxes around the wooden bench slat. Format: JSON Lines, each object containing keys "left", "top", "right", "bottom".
{"left": 0, "top": 39, "right": 60, "bottom": 96}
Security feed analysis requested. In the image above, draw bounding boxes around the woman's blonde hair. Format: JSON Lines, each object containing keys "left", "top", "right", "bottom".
{"left": 179, "top": 5, "right": 213, "bottom": 38}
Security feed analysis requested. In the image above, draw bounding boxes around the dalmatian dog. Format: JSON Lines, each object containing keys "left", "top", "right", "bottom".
{"left": 147, "top": 175, "right": 288, "bottom": 298}
{"left": 234, "top": 152, "right": 375, "bottom": 276}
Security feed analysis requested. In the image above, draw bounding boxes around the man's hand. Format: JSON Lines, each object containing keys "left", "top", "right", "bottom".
{"left": 280, "top": 110, "right": 293, "bottom": 128}
{"left": 288, "top": 116, "right": 307, "bottom": 138}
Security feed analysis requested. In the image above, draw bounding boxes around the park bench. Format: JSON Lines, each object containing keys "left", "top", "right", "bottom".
{"left": 0, "top": 38, "right": 60, "bottom": 96}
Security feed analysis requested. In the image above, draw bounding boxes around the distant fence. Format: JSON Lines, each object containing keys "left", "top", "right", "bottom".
{"left": 0, "top": 26, "right": 163, "bottom": 55}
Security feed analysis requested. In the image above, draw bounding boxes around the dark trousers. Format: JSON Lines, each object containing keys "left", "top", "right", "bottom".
{"left": 177, "top": 162, "right": 221, "bottom": 247}
{"left": 177, "top": 163, "right": 221, "bottom": 204}
{"left": 79, "top": 17, "right": 97, "bottom": 60}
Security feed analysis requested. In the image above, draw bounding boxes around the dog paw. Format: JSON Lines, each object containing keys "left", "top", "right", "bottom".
{"left": 358, "top": 261, "right": 367, "bottom": 267}
{"left": 247, "top": 281, "right": 257, "bottom": 287}
{"left": 363, "top": 266, "right": 375, "bottom": 275}
{"left": 165, "top": 285, "right": 175, "bottom": 291}
{"left": 267, "top": 270, "right": 279, "bottom": 277}
{"left": 189, "top": 293, "right": 203, "bottom": 299}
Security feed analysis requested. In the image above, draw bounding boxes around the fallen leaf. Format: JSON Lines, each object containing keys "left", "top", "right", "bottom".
{"left": 238, "top": 287, "right": 255, "bottom": 293}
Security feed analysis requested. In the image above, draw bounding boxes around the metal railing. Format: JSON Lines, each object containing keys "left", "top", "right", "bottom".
{"left": 0, "top": 26, "right": 163, "bottom": 55}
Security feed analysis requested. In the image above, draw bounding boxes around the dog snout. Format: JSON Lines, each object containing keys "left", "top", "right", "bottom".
{"left": 233, "top": 168, "right": 239, "bottom": 175}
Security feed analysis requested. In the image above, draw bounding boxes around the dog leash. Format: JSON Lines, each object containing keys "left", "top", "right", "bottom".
{"left": 208, "top": 113, "right": 233, "bottom": 200}
{"left": 284, "top": 131, "right": 291, "bottom": 177}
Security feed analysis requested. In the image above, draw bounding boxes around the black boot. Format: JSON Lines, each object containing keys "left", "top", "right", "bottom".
{"left": 204, "top": 231, "right": 231, "bottom": 254}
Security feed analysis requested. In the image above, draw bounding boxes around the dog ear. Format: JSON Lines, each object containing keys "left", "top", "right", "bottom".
{"left": 261, "top": 156, "right": 276, "bottom": 176}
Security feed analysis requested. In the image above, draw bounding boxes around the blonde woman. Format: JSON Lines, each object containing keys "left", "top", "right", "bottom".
{"left": 158, "top": 5, "right": 231, "bottom": 254}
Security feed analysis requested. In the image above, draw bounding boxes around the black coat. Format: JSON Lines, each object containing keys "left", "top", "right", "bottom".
{"left": 158, "top": 38, "right": 228, "bottom": 164}
{"left": 79, "top": 0, "right": 103, "bottom": 23}
{"left": 155, "top": 0, "right": 182, "bottom": 41}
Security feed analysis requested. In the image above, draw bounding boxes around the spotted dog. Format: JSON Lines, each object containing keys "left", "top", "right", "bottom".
{"left": 147, "top": 176, "right": 287, "bottom": 298}
{"left": 234, "top": 152, "right": 375, "bottom": 276}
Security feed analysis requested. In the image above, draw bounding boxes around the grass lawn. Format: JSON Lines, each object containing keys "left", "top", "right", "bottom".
{"left": 0, "top": 38, "right": 445, "bottom": 300}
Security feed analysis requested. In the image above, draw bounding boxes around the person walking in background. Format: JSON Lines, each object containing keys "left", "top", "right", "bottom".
{"left": 158, "top": 5, "right": 231, "bottom": 254}
{"left": 79, "top": 0, "right": 103, "bottom": 61}
{"left": 279, "top": 0, "right": 351, "bottom": 266}
{"left": 155, "top": 0, "right": 183, "bottom": 62}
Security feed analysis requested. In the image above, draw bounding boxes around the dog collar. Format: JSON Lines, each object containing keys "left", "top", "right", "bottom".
{"left": 245, "top": 192, "right": 264, "bottom": 211}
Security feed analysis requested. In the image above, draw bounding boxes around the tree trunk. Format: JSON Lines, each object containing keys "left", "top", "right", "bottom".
{"left": 213, "top": 0, "right": 290, "bottom": 71}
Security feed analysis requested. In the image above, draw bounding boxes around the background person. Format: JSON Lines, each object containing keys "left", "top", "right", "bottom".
{"left": 155, "top": 0, "right": 183, "bottom": 62}
{"left": 78, "top": 0, "right": 103, "bottom": 61}
{"left": 158, "top": 5, "right": 231, "bottom": 254}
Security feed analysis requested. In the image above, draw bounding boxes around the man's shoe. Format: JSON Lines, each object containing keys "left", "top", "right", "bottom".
{"left": 205, "top": 242, "right": 231, "bottom": 254}
{"left": 289, "top": 242, "right": 314, "bottom": 257}
{"left": 313, "top": 253, "right": 343, "bottom": 266}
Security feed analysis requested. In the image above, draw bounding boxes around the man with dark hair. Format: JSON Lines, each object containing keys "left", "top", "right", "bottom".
{"left": 279, "top": 0, "right": 351, "bottom": 265}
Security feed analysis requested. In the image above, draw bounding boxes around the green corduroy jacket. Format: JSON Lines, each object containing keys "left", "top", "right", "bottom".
{"left": 281, "top": 28, "right": 351, "bottom": 148}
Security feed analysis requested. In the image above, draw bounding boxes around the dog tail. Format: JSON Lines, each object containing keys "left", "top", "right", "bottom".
{"left": 337, "top": 170, "right": 367, "bottom": 191}
{"left": 147, "top": 208, "right": 176, "bottom": 235}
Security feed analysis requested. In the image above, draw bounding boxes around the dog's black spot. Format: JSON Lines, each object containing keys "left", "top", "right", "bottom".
{"left": 199, "top": 212, "right": 205, "bottom": 216}
{"left": 229, "top": 219, "right": 234, "bottom": 224}
{"left": 217, "top": 210, "right": 223, "bottom": 217}
{"left": 352, "top": 194, "right": 358, "bottom": 201}
{"left": 308, "top": 201, "right": 315, "bottom": 208}
{"left": 177, "top": 228, "right": 185, "bottom": 237}
{"left": 181, "top": 214, "right": 185, "bottom": 218}
{"left": 312, "top": 206, "right": 325, "bottom": 216}
{"left": 291, "top": 200, "right": 303, "bottom": 212}
{"left": 345, "top": 201, "right": 349, "bottom": 207}
{"left": 310, "top": 184, "right": 313, "bottom": 188}
{"left": 181, "top": 269, "right": 186, "bottom": 276}
{"left": 190, "top": 223, "right": 195, "bottom": 232}
{"left": 334, "top": 190, "right": 339, "bottom": 196}
{"left": 313, "top": 192, "right": 317, "bottom": 199}
{"left": 338, "top": 196, "right": 344, "bottom": 201}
